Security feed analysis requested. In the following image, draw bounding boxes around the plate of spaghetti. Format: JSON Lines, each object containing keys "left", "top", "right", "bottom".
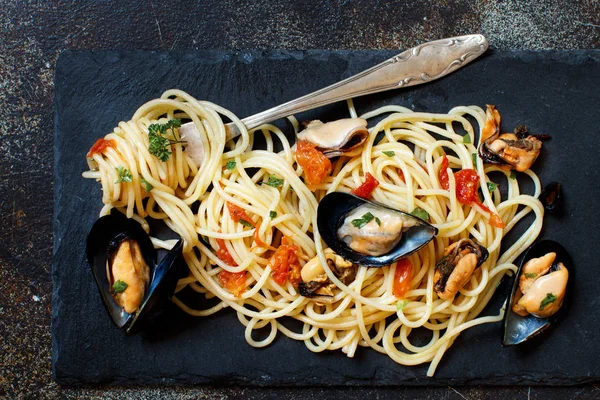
{"left": 82, "top": 85, "right": 547, "bottom": 377}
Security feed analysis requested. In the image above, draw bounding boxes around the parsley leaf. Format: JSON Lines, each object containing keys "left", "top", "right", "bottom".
{"left": 115, "top": 166, "right": 133, "bottom": 183}
{"left": 472, "top": 153, "right": 478, "bottom": 170}
{"left": 462, "top": 135, "right": 472, "bottom": 144}
{"left": 199, "top": 235, "right": 213, "bottom": 250}
{"left": 524, "top": 272, "right": 537, "bottom": 278}
{"left": 264, "top": 175, "right": 284, "bottom": 188}
{"left": 351, "top": 212, "right": 375, "bottom": 229}
{"left": 396, "top": 300, "right": 410, "bottom": 311}
{"left": 269, "top": 211, "right": 277, "bottom": 219}
{"left": 141, "top": 178, "right": 153, "bottom": 192}
{"left": 487, "top": 182, "right": 498, "bottom": 192}
{"left": 375, "top": 217, "right": 381, "bottom": 226}
{"left": 510, "top": 170, "right": 518, "bottom": 180}
{"left": 112, "top": 280, "right": 128, "bottom": 294}
{"left": 147, "top": 119, "right": 184, "bottom": 162}
{"left": 239, "top": 219, "right": 254, "bottom": 228}
{"left": 411, "top": 207, "right": 429, "bottom": 221}
{"left": 382, "top": 150, "right": 395, "bottom": 157}
{"left": 225, "top": 160, "right": 236, "bottom": 170}
{"left": 539, "top": 293, "right": 557, "bottom": 310}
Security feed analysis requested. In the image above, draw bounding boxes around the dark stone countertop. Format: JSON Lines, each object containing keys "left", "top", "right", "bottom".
{"left": 1, "top": 1, "right": 599, "bottom": 398}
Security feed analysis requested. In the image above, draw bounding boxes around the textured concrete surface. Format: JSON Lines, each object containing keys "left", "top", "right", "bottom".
{"left": 1, "top": 0, "right": 599, "bottom": 398}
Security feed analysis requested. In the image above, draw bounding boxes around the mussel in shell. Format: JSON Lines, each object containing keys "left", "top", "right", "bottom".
{"left": 297, "top": 118, "right": 369, "bottom": 158}
{"left": 317, "top": 192, "right": 438, "bottom": 267}
{"left": 86, "top": 212, "right": 185, "bottom": 332}
{"left": 502, "top": 240, "right": 572, "bottom": 346}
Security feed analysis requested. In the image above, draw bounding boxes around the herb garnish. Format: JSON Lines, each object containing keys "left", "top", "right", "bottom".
{"left": 141, "top": 178, "right": 153, "bottom": 192}
{"left": 264, "top": 175, "right": 284, "bottom": 188}
{"left": 147, "top": 119, "right": 183, "bottom": 162}
{"left": 115, "top": 166, "right": 133, "bottom": 183}
{"left": 539, "top": 293, "right": 557, "bottom": 310}
{"left": 471, "top": 153, "right": 478, "bottom": 170}
{"left": 375, "top": 217, "right": 382, "bottom": 226}
{"left": 239, "top": 219, "right": 254, "bottom": 228}
{"left": 351, "top": 212, "right": 375, "bottom": 229}
{"left": 487, "top": 182, "right": 498, "bottom": 192}
{"left": 269, "top": 211, "right": 277, "bottom": 219}
{"left": 510, "top": 170, "right": 518, "bottom": 180}
{"left": 524, "top": 272, "right": 537, "bottom": 279}
{"left": 225, "top": 160, "right": 236, "bottom": 170}
{"left": 462, "top": 135, "right": 472, "bottom": 144}
{"left": 411, "top": 207, "right": 429, "bottom": 221}
{"left": 382, "top": 150, "right": 395, "bottom": 157}
{"left": 112, "top": 280, "right": 128, "bottom": 294}
{"left": 396, "top": 300, "right": 410, "bottom": 311}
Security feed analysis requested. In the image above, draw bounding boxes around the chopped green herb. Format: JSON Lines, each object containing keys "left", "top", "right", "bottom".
{"left": 524, "top": 272, "right": 537, "bottom": 278}
{"left": 396, "top": 300, "right": 410, "bottom": 311}
{"left": 269, "top": 210, "right": 277, "bottom": 219}
{"left": 487, "top": 182, "right": 498, "bottom": 192}
{"left": 351, "top": 212, "right": 375, "bottom": 229}
{"left": 112, "top": 280, "right": 128, "bottom": 294}
{"left": 375, "top": 217, "right": 382, "bottom": 226}
{"left": 462, "top": 135, "right": 472, "bottom": 144}
{"left": 411, "top": 207, "right": 429, "bottom": 221}
{"left": 199, "top": 236, "right": 213, "bottom": 250}
{"left": 510, "top": 170, "right": 518, "bottom": 180}
{"left": 239, "top": 219, "right": 254, "bottom": 228}
{"left": 115, "top": 166, "right": 133, "bottom": 183}
{"left": 225, "top": 160, "right": 236, "bottom": 170}
{"left": 539, "top": 293, "right": 557, "bottom": 310}
{"left": 147, "top": 119, "right": 184, "bottom": 162}
{"left": 141, "top": 178, "right": 153, "bottom": 192}
{"left": 471, "top": 153, "right": 478, "bottom": 169}
{"left": 382, "top": 150, "right": 395, "bottom": 157}
{"left": 264, "top": 175, "right": 284, "bottom": 188}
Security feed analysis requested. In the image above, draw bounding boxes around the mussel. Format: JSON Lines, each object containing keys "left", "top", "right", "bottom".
{"left": 539, "top": 182, "right": 563, "bottom": 215}
{"left": 317, "top": 192, "right": 438, "bottom": 267}
{"left": 298, "top": 248, "right": 357, "bottom": 303}
{"left": 296, "top": 118, "right": 369, "bottom": 158}
{"left": 86, "top": 212, "right": 185, "bottom": 333}
{"left": 502, "top": 240, "right": 573, "bottom": 346}
{"left": 478, "top": 105, "right": 547, "bottom": 172}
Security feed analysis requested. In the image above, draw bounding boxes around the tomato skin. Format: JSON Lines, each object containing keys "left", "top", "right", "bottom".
{"left": 295, "top": 140, "right": 332, "bottom": 185}
{"left": 438, "top": 155, "right": 450, "bottom": 190}
{"left": 351, "top": 172, "right": 380, "bottom": 199}
{"left": 226, "top": 202, "right": 255, "bottom": 227}
{"left": 218, "top": 270, "right": 247, "bottom": 297}
{"left": 86, "top": 138, "right": 116, "bottom": 158}
{"left": 216, "top": 238, "right": 246, "bottom": 297}
{"left": 454, "top": 169, "right": 506, "bottom": 228}
{"left": 269, "top": 237, "right": 301, "bottom": 286}
{"left": 393, "top": 258, "right": 413, "bottom": 298}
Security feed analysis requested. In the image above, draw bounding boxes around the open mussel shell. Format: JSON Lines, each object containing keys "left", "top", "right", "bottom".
{"left": 317, "top": 192, "right": 438, "bottom": 267}
{"left": 502, "top": 240, "right": 573, "bottom": 346}
{"left": 86, "top": 212, "right": 185, "bottom": 333}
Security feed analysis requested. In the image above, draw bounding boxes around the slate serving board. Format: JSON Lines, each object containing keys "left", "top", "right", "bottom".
{"left": 53, "top": 50, "right": 600, "bottom": 386}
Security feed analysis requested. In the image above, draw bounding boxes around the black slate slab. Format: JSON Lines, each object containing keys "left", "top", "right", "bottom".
{"left": 53, "top": 50, "right": 600, "bottom": 386}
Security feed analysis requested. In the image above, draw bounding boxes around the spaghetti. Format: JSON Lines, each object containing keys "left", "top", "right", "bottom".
{"left": 83, "top": 90, "right": 544, "bottom": 376}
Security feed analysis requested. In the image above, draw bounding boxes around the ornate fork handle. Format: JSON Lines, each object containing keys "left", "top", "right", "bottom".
{"left": 185, "top": 34, "right": 488, "bottom": 139}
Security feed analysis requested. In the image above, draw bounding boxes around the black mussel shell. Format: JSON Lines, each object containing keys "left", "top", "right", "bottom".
{"left": 539, "top": 182, "right": 563, "bottom": 215}
{"left": 317, "top": 192, "right": 438, "bottom": 267}
{"left": 502, "top": 240, "right": 573, "bottom": 346}
{"left": 86, "top": 212, "right": 185, "bottom": 333}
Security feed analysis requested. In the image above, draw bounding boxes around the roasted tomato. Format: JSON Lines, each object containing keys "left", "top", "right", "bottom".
{"left": 295, "top": 140, "right": 332, "bottom": 186}
{"left": 86, "top": 138, "right": 116, "bottom": 158}
{"left": 227, "top": 202, "right": 256, "bottom": 227}
{"left": 269, "top": 237, "right": 301, "bottom": 286}
{"left": 393, "top": 258, "right": 413, "bottom": 298}
{"left": 454, "top": 169, "right": 505, "bottom": 228}
{"left": 216, "top": 238, "right": 246, "bottom": 297}
{"left": 351, "top": 172, "right": 379, "bottom": 199}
